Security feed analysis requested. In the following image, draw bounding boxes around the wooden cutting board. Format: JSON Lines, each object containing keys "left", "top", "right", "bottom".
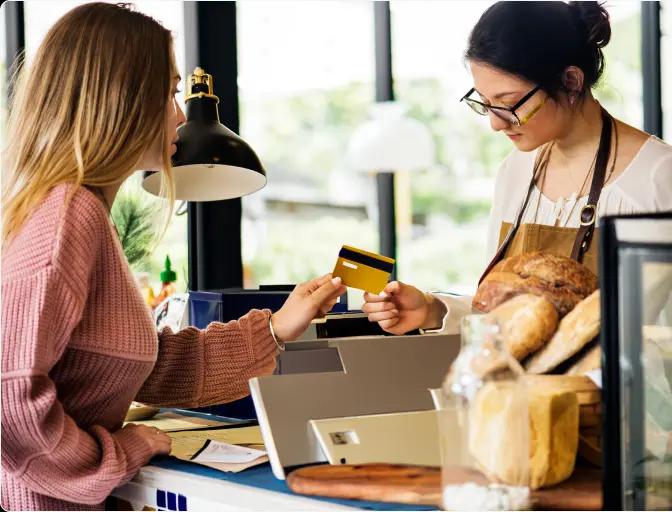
{"left": 287, "top": 463, "right": 602, "bottom": 510}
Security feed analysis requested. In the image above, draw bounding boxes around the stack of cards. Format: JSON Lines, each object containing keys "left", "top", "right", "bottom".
{"left": 332, "top": 245, "right": 395, "bottom": 294}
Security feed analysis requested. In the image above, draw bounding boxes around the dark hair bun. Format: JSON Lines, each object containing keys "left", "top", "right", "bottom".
{"left": 465, "top": 1, "right": 613, "bottom": 97}
{"left": 569, "top": 1, "right": 611, "bottom": 50}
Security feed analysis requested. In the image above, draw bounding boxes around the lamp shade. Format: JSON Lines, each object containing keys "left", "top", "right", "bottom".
{"left": 143, "top": 67, "right": 267, "bottom": 201}
{"left": 346, "top": 101, "right": 435, "bottom": 172}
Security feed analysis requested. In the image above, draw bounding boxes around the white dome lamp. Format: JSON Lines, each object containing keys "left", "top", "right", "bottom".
{"left": 346, "top": 101, "right": 435, "bottom": 172}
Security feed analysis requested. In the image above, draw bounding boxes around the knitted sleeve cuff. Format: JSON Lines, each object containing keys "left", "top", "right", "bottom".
{"left": 247, "top": 309, "right": 278, "bottom": 361}
{"left": 111, "top": 426, "right": 158, "bottom": 483}
{"left": 196, "top": 309, "right": 277, "bottom": 406}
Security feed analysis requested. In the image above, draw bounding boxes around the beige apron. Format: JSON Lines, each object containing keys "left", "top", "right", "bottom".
{"left": 497, "top": 222, "right": 600, "bottom": 276}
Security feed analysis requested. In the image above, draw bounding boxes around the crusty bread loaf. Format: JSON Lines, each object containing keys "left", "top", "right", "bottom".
{"left": 491, "top": 252, "right": 597, "bottom": 297}
{"left": 485, "top": 294, "right": 558, "bottom": 361}
{"left": 474, "top": 272, "right": 587, "bottom": 316}
{"left": 526, "top": 291, "right": 601, "bottom": 374}
{"left": 473, "top": 252, "right": 598, "bottom": 316}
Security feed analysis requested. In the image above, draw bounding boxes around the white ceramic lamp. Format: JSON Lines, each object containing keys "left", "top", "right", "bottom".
{"left": 346, "top": 101, "right": 435, "bottom": 172}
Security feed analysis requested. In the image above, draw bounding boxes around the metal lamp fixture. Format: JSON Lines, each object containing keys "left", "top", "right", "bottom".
{"left": 143, "top": 67, "right": 267, "bottom": 201}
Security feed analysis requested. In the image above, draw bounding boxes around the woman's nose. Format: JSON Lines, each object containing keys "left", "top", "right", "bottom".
{"left": 177, "top": 103, "right": 187, "bottom": 127}
{"left": 488, "top": 111, "right": 510, "bottom": 132}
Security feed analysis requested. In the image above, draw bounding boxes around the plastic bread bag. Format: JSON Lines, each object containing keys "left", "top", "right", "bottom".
{"left": 440, "top": 314, "right": 531, "bottom": 511}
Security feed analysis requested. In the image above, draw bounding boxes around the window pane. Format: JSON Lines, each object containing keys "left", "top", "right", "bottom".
{"left": 392, "top": 0, "right": 501, "bottom": 295}
{"left": 663, "top": 1, "right": 672, "bottom": 143}
{"left": 594, "top": 2, "right": 643, "bottom": 129}
{"left": 1, "top": 3, "right": 7, "bottom": 144}
{"left": 22, "top": 0, "right": 188, "bottom": 293}
{"left": 238, "top": 0, "right": 376, "bottom": 306}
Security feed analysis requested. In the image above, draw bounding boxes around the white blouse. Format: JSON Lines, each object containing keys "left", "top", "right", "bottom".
{"left": 486, "top": 136, "right": 672, "bottom": 259}
{"left": 429, "top": 136, "right": 672, "bottom": 335}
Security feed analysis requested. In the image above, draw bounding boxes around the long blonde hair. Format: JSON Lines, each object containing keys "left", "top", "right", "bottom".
{"left": 1, "top": 2, "right": 176, "bottom": 245}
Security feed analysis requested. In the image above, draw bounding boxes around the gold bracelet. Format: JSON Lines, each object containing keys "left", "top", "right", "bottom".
{"left": 269, "top": 316, "right": 285, "bottom": 351}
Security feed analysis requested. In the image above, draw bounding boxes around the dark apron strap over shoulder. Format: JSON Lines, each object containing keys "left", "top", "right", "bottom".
{"left": 570, "top": 108, "right": 613, "bottom": 261}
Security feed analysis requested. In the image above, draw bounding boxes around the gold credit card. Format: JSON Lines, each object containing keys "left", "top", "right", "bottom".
{"left": 332, "top": 245, "right": 395, "bottom": 294}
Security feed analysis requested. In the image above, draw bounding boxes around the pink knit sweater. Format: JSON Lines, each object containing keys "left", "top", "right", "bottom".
{"left": 1, "top": 184, "right": 277, "bottom": 511}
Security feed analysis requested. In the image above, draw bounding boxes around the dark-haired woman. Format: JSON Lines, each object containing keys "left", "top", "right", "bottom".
{"left": 362, "top": 1, "right": 672, "bottom": 335}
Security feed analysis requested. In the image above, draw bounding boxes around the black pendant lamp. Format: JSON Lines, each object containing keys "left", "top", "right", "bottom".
{"left": 143, "top": 67, "right": 267, "bottom": 201}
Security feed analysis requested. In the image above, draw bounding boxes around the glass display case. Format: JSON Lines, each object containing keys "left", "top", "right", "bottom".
{"left": 601, "top": 212, "right": 672, "bottom": 510}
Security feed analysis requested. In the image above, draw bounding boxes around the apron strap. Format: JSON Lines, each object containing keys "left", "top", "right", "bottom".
{"left": 570, "top": 107, "right": 613, "bottom": 262}
{"left": 477, "top": 144, "right": 551, "bottom": 284}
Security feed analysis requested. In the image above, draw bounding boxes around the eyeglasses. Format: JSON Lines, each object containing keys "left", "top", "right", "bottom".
{"left": 460, "top": 85, "right": 548, "bottom": 126}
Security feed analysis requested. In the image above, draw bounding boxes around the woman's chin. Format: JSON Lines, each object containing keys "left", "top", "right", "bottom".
{"left": 511, "top": 137, "right": 542, "bottom": 152}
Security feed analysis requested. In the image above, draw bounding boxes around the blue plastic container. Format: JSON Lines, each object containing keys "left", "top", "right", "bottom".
{"left": 187, "top": 287, "right": 347, "bottom": 418}
{"left": 189, "top": 287, "right": 348, "bottom": 327}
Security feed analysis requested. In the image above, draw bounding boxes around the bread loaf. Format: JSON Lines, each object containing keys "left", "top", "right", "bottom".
{"left": 528, "top": 389, "right": 580, "bottom": 489}
{"left": 526, "top": 291, "right": 601, "bottom": 374}
{"left": 468, "top": 382, "right": 530, "bottom": 487}
{"left": 468, "top": 382, "right": 579, "bottom": 490}
{"left": 485, "top": 294, "right": 558, "bottom": 361}
{"left": 491, "top": 252, "right": 597, "bottom": 298}
{"left": 473, "top": 252, "right": 598, "bottom": 316}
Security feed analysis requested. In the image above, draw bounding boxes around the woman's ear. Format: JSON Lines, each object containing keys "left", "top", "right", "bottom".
{"left": 562, "top": 66, "right": 585, "bottom": 106}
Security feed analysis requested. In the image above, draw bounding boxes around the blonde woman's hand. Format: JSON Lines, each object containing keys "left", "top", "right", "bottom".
{"left": 271, "top": 274, "right": 347, "bottom": 342}
{"left": 362, "top": 281, "right": 443, "bottom": 335}
{"left": 124, "top": 424, "right": 172, "bottom": 456}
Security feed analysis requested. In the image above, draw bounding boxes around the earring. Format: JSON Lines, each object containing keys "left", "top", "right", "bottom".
{"left": 569, "top": 94, "right": 576, "bottom": 106}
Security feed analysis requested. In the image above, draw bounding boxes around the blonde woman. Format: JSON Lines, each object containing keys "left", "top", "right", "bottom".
{"left": 0, "top": 4, "right": 345, "bottom": 510}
